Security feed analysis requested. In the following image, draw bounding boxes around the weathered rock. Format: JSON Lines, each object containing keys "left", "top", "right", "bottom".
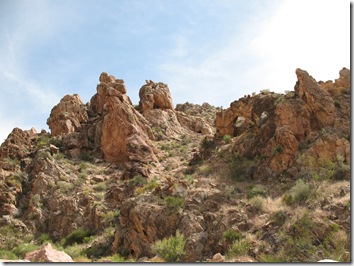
{"left": 0, "top": 127, "right": 37, "bottom": 162}
{"left": 47, "top": 94, "right": 88, "bottom": 136}
{"left": 25, "top": 243, "right": 73, "bottom": 262}
{"left": 176, "top": 111, "right": 213, "bottom": 135}
{"left": 139, "top": 81, "right": 174, "bottom": 113}
{"left": 295, "top": 68, "right": 335, "bottom": 129}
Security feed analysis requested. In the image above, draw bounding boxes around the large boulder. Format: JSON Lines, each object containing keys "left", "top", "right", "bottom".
{"left": 24, "top": 243, "right": 73, "bottom": 262}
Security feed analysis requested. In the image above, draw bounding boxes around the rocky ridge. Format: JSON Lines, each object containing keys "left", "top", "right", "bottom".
{"left": 0, "top": 68, "right": 350, "bottom": 262}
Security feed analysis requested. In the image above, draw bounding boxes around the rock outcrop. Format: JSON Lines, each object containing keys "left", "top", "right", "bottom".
{"left": 47, "top": 94, "right": 88, "bottom": 136}
{"left": 139, "top": 81, "right": 174, "bottom": 114}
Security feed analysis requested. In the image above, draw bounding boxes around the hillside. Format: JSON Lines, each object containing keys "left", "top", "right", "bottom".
{"left": 0, "top": 68, "right": 350, "bottom": 262}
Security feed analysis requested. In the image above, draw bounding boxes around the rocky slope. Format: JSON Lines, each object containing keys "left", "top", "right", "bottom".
{"left": 0, "top": 68, "right": 350, "bottom": 262}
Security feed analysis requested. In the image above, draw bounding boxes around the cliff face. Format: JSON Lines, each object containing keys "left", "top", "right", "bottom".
{"left": 0, "top": 68, "right": 350, "bottom": 262}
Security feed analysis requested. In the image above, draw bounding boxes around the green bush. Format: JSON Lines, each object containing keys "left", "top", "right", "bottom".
{"left": 135, "top": 177, "right": 159, "bottom": 195}
{"left": 164, "top": 196, "right": 185, "bottom": 211}
{"left": 40, "top": 233, "right": 51, "bottom": 244}
{"left": 223, "top": 135, "right": 232, "bottom": 143}
{"left": 248, "top": 185, "right": 267, "bottom": 198}
{"left": 93, "top": 183, "right": 107, "bottom": 192}
{"left": 127, "top": 174, "right": 147, "bottom": 188}
{"left": 0, "top": 249, "right": 18, "bottom": 260}
{"left": 223, "top": 229, "right": 242, "bottom": 243}
{"left": 152, "top": 231, "right": 186, "bottom": 262}
{"left": 226, "top": 239, "right": 252, "bottom": 259}
{"left": 63, "top": 228, "right": 92, "bottom": 247}
{"left": 282, "top": 179, "right": 312, "bottom": 206}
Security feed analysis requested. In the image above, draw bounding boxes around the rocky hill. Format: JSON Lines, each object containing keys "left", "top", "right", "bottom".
{"left": 0, "top": 68, "right": 350, "bottom": 262}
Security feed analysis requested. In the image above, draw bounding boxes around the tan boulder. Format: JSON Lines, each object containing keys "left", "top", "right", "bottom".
{"left": 207, "top": 253, "right": 225, "bottom": 262}
{"left": 47, "top": 94, "right": 88, "bottom": 136}
{"left": 25, "top": 243, "right": 73, "bottom": 262}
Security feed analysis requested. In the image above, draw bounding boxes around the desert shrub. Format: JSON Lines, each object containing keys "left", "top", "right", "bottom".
{"left": 181, "top": 134, "right": 192, "bottom": 145}
{"left": 248, "top": 185, "right": 267, "bottom": 198}
{"left": 260, "top": 89, "right": 270, "bottom": 94}
{"left": 334, "top": 101, "right": 341, "bottom": 108}
{"left": 258, "top": 253, "right": 284, "bottom": 262}
{"left": 135, "top": 177, "right": 159, "bottom": 195}
{"left": 282, "top": 179, "right": 312, "bottom": 206}
{"left": 127, "top": 174, "right": 146, "bottom": 188}
{"left": 93, "top": 183, "right": 107, "bottom": 192}
{"left": 63, "top": 228, "right": 92, "bottom": 247}
{"left": 226, "top": 239, "right": 252, "bottom": 259}
{"left": 224, "top": 185, "right": 238, "bottom": 199}
{"left": 39, "top": 233, "right": 51, "bottom": 244}
{"left": 30, "top": 194, "right": 41, "bottom": 207}
{"left": 223, "top": 134, "right": 232, "bottom": 143}
{"left": 152, "top": 231, "right": 186, "bottom": 262}
{"left": 80, "top": 153, "right": 94, "bottom": 162}
{"left": 63, "top": 244, "right": 87, "bottom": 260}
{"left": 273, "top": 145, "right": 283, "bottom": 155}
{"left": 102, "top": 210, "right": 120, "bottom": 227}
{"left": 223, "top": 229, "right": 242, "bottom": 243}
{"left": 164, "top": 196, "right": 185, "bottom": 211}
{"left": 249, "top": 196, "right": 265, "bottom": 212}
{"left": 200, "top": 137, "right": 215, "bottom": 150}
{"left": 198, "top": 164, "right": 213, "bottom": 176}
{"left": 99, "top": 253, "right": 134, "bottom": 262}
{"left": 57, "top": 181, "right": 75, "bottom": 193}
{"left": 271, "top": 210, "right": 288, "bottom": 226}
{"left": 0, "top": 250, "right": 18, "bottom": 260}
{"left": 229, "top": 154, "right": 255, "bottom": 181}
{"left": 0, "top": 225, "right": 26, "bottom": 250}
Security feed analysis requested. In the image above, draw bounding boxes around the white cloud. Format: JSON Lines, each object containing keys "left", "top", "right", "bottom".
{"left": 158, "top": 0, "right": 350, "bottom": 107}
{"left": 250, "top": 0, "right": 350, "bottom": 91}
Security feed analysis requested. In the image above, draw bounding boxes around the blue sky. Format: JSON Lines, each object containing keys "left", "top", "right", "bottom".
{"left": 0, "top": 0, "right": 350, "bottom": 144}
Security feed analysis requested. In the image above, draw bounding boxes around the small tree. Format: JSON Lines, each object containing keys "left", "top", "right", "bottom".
{"left": 152, "top": 230, "right": 186, "bottom": 262}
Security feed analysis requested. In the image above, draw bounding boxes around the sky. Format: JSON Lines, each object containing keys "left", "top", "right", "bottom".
{"left": 0, "top": 0, "right": 350, "bottom": 144}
